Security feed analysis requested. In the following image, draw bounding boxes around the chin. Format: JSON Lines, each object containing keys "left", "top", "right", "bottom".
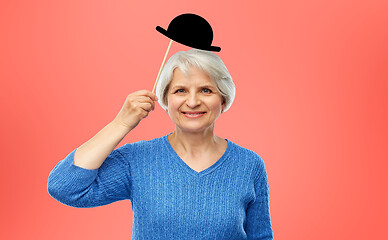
{"left": 176, "top": 122, "right": 215, "bottom": 133}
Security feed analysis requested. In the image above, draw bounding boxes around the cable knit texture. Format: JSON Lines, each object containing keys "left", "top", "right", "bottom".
{"left": 47, "top": 133, "right": 273, "bottom": 239}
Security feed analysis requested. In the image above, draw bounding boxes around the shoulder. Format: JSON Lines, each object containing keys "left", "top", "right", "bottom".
{"left": 114, "top": 135, "right": 165, "bottom": 156}
{"left": 227, "top": 139, "right": 266, "bottom": 179}
{"left": 228, "top": 140, "right": 264, "bottom": 163}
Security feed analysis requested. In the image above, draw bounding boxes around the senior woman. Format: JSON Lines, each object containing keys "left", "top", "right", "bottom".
{"left": 47, "top": 49, "right": 274, "bottom": 239}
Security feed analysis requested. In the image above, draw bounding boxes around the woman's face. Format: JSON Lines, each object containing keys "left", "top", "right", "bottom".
{"left": 166, "top": 66, "right": 225, "bottom": 134}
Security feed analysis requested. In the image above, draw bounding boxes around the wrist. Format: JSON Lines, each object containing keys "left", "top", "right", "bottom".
{"left": 111, "top": 119, "right": 132, "bottom": 133}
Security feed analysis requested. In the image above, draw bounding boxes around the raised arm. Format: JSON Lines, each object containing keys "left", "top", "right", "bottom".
{"left": 73, "top": 89, "right": 158, "bottom": 170}
{"left": 47, "top": 90, "right": 158, "bottom": 207}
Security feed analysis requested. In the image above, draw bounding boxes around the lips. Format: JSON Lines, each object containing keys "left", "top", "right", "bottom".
{"left": 182, "top": 111, "right": 206, "bottom": 118}
{"left": 182, "top": 112, "right": 206, "bottom": 114}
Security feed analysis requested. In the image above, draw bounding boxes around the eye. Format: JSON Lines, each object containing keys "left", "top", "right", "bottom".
{"left": 203, "top": 88, "right": 212, "bottom": 93}
{"left": 174, "top": 88, "right": 212, "bottom": 94}
{"left": 174, "top": 89, "right": 185, "bottom": 93}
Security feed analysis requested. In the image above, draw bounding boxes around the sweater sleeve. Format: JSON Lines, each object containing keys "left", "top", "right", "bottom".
{"left": 245, "top": 157, "right": 274, "bottom": 240}
{"left": 47, "top": 146, "right": 131, "bottom": 208}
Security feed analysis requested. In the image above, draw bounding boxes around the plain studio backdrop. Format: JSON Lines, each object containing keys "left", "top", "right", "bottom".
{"left": 1, "top": 0, "right": 387, "bottom": 239}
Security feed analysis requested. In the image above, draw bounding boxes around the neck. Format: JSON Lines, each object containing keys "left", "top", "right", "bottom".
{"left": 168, "top": 128, "right": 219, "bottom": 158}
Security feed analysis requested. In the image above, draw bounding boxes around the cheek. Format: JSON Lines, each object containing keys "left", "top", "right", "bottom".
{"left": 208, "top": 99, "right": 224, "bottom": 110}
{"left": 167, "top": 96, "right": 182, "bottom": 110}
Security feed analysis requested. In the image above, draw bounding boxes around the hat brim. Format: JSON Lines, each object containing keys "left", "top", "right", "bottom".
{"left": 156, "top": 26, "right": 221, "bottom": 52}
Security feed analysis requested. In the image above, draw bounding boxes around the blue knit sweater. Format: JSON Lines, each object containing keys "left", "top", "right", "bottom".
{"left": 47, "top": 133, "right": 273, "bottom": 239}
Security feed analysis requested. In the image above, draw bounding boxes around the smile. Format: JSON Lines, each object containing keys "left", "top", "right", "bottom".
{"left": 182, "top": 112, "right": 206, "bottom": 118}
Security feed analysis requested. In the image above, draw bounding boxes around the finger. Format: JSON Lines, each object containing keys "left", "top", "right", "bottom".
{"left": 138, "top": 90, "right": 158, "bottom": 101}
{"left": 136, "top": 96, "right": 156, "bottom": 111}
{"left": 139, "top": 102, "right": 153, "bottom": 112}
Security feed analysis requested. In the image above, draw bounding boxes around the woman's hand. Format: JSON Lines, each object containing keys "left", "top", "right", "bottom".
{"left": 112, "top": 90, "right": 158, "bottom": 131}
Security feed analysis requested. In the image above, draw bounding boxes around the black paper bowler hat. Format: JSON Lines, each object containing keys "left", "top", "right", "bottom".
{"left": 156, "top": 13, "right": 221, "bottom": 52}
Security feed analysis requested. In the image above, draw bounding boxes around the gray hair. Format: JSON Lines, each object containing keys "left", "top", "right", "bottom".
{"left": 155, "top": 49, "right": 236, "bottom": 113}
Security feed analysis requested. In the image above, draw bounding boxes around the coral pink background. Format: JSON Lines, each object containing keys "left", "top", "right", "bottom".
{"left": 1, "top": 0, "right": 387, "bottom": 239}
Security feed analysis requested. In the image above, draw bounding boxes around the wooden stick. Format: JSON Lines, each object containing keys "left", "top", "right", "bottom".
{"left": 152, "top": 39, "right": 173, "bottom": 94}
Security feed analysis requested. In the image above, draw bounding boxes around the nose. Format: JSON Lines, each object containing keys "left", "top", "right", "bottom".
{"left": 185, "top": 93, "right": 201, "bottom": 108}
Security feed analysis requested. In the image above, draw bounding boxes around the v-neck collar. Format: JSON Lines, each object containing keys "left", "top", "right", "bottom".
{"left": 163, "top": 133, "right": 233, "bottom": 177}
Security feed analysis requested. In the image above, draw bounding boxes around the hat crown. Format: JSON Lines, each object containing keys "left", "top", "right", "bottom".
{"left": 167, "top": 13, "right": 213, "bottom": 48}
{"left": 156, "top": 13, "right": 221, "bottom": 52}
